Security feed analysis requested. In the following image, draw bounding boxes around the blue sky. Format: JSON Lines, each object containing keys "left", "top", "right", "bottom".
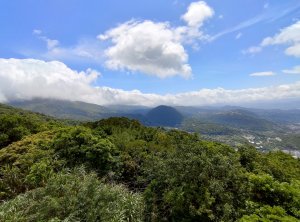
{"left": 0, "top": 0, "right": 300, "bottom": 106}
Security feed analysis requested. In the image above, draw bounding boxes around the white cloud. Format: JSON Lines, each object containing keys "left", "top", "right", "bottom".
{"left": 181, "top": 1, "right": 214, "bottom": 28}
{"left": 282, "top": 65, "right": 300, "bottom": 74}
{"left": 28, "top": 2, "right": 215, "bottom": 79}
{"left": 261, "top": 21, "right": 300, "bottom": 57}
{"left": 98, "top": 1, "right": 214, "bottom": 78}
{"left": 249, "top": 71, "right": 275, "bottom": 77}
{"left": 99, "top": 20, "right": 192, "bottom": 78}
{"left": 33, "top": 29, "right": 42, "bottom": 35}
{"left": 0, "top": 58, "right": 101, "bottom": 103}
{"left": 0, "top": 58, "right": 300, "bottom": 106}
{"left": 285, "top": 44, "right": 300, "bottom": 57}
{"left": 242, "top": 46, "right": 262, "bottom": 54}
{"left": 33, "top": 30, "right": 59, "bottom": 50}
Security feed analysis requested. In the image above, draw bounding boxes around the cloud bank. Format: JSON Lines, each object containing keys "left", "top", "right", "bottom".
{"left": 1, "top": 58, "right": 300, "bottom": 107}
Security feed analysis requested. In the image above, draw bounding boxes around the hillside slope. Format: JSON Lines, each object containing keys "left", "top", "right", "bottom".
{"left": 9, "top": 99, "right": 112, "bottom": 120}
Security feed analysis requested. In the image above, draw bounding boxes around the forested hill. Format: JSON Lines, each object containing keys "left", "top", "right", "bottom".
{"left": 9, "top": 98, "right": 112, "bottom": 121}
{"left": 0, "top": 103, "right": 300, "bottom": 221}
{"left": 146, "top": 105, "right": 183, "bottom": 126}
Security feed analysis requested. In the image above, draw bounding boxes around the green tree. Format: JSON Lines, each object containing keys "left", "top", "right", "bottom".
{"left": 51, "top": 126, "right": 119, "bottom": 177}
{"left": 143, "top": 141, "right": 248, "bottom": 221}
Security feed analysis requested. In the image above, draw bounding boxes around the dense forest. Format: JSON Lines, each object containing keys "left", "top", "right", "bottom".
{"left": 0, "top": 103, "right": 299, "bottom": 221}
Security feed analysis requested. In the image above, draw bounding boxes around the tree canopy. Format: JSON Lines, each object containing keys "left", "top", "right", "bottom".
{"left": 0, "top": 104, "right": 299, "bottom": 221}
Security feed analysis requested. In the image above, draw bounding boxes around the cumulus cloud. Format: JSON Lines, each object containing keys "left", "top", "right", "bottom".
{"left": 181, "top": 1, "right": 214, "bottom": 28}
{"left": 98, "top": 20, "right": 191, "bottom": 78}
{"left": 249, "top": 71, "right": 275, "bottom": 77}
{"left": 99, "top": 1, "right": 214, "bottom": 78}
{"left": 261, "top": 21, "right": 300, "bottom": 47}
{"left": 1, "top": 58, "right": 300, "bottom": 106}
{"left": 282, "top": 65, "right": 300, "bottom": 74}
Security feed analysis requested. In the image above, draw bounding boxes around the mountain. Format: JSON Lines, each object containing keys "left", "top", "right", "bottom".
{"left": 8, "top": 99, "right": 154, "bottom": 124}
{"left": 5, "top": 99, "right": 300, "bottom": 151}
{"left": 106, "top": 105, "right": 151, "bottom": 115}
{"left": 9, "top": 99, "right": 113, "bottom": 121}
{"left": 174, "top": 107, "right": 281, "bottom": 132}
{"left": 146, "top": 105, "right": 183, "bottom": 127}
{"left": 200, "top": 109, "right": 279, "bottom": 131}
{"left": 7, "top": 99, "right": 294, "bottom": 131}
{"left": 250, "top": 109, "right": 300, "bottom": 124}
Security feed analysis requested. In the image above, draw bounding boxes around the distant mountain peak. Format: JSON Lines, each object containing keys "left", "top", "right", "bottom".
{"left": 146, "top": 105, "right": 183, "bottom": 127}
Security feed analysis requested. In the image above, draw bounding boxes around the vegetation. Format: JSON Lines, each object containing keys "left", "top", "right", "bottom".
{"left": 0, "top": 168, "right": 144, "bottom": 222}
{"left": 0, "top": 104, "right": 62, "bottom": 148}
{"left": 9, "top": 100, "right": 300, "bottom": 151}
{"left": 0, "top": 104, "right": 299, "bottom": 221}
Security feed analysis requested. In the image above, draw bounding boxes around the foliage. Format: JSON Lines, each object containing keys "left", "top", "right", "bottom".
{"left": 240, "top": 205, "right": 299, "bottom": 222}
{"left": 0, "top": 104, "right": 62, "bottom": 148}
{"left": 143, "top": 141, "right": 249, "bottom": 221}
{"left": 238, "top": 147, "right": 300, "bottom": 182}
{"left": 0, "top": 131, "right": 63, "bottom": 200}
{"left": 246, "top": 173, "right": 300, "bottom": 218}
{"left": 51, "top": 126, "right": 119, "bottom": 177}
{"left": 0, "top": 168, "right": 144, "bottom": 222}
{"left": 0, "top": 104, "right": 299, "bottom": 221}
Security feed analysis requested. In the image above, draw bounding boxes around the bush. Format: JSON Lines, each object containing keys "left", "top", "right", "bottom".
{"left": 0, "top": 131, "right": 61, "bottom": 200}
{"left": 0, "top": 168, "right": 145, "bottom": 222}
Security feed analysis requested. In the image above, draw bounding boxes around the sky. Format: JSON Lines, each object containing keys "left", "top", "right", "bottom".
{"left": 0, "top": 0, "right": 300, "bottom": 107}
